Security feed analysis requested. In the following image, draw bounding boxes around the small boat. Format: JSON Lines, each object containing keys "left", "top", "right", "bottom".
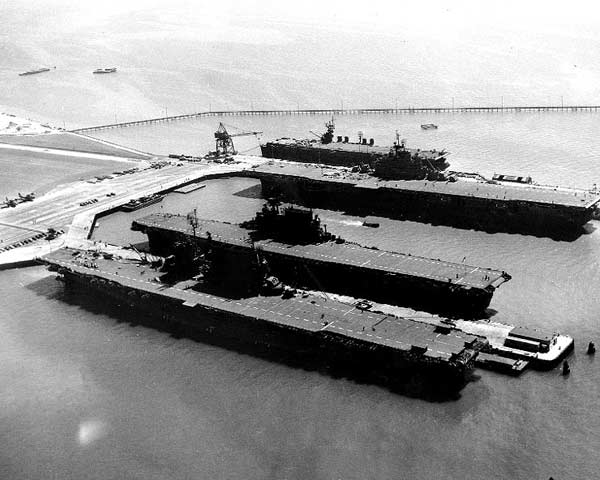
{"left": 19, "top": 68, "right": 51, "bottom": 76}
{"left": 93, "top": 67, "right": 117, "bottom": 74}
{"left": 362, "top": 221, "right": 380, "bottom": 228}
{"left": 420, "top": 123, "right": 438, "bottom": 130}
{"left": 121, "top": 194, "right": 163, "bottom": 212}
{"left": 475, "top": 352, "right": 529, "bottom": 376}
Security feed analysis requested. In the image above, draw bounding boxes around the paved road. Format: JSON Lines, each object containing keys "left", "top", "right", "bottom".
{"left": 0, "top": 156, "right": 262, "bottom": 252}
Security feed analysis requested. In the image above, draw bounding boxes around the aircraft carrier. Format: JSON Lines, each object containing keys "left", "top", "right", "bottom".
{"left": 260, "top": 118, "right": 449, "bottom": 180}
{"left": 249, "top": 161, "right": 600, "bottom": 238}
{"left": 256, "top": 121, "right": 600, "bottom": 238}
{"left": 131, "top": 203, "right": 510, "bottom": 317}
{"left": 41, "top": 246, "right": 483, "bottom": 398}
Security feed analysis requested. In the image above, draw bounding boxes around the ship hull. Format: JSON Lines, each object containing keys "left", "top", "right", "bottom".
{"left": 256, "top": 173, "right": 593, "bottom": 239}
{"left": 258, "top": 252, "right": 494, "bottom": 316}
{"left": 54, "top": 267, "right": 471, "bottom": 399}
{"left": 121, "top": 196, "right": 163, "bottom": 212}
{"left": 140, "top": 224, "right": 499, "bottom": 318}
{"left": 261, "top": 143, "right": 383, "bottom": 168}
{"left": 260, "top": 143, "right": 449, "bottom": 173}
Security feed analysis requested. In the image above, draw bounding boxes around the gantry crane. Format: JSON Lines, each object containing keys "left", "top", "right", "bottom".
{"left": 214, "top": 122, "right": 262, "bottom": 156}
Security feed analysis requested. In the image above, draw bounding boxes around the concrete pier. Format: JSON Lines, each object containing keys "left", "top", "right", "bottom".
{"left": 0, "top": 155, "right": 266, "bottom": 268}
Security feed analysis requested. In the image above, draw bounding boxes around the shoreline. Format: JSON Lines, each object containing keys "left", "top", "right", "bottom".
{"left": 0, "top": 146, "right": 144, "bottom": 200}
{"left": 0, "top": 112, "right": 58, "bottom": 135}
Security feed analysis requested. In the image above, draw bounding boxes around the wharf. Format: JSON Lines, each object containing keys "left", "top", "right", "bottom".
{"left": 0, "top": 154, "right": 266, "bottom": 268}
{"left": 42, "top": 247, "right": 481, "bottom": 364}
{"left": 173, "top": 183, "right": 206, "bottom": 193}
{"left": 133, "top": 213, "right": 509, "bottom": 291}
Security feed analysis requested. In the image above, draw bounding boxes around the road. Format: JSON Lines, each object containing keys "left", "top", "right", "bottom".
{"left": 0, "top": 156, "right": 263, "bottom": 254}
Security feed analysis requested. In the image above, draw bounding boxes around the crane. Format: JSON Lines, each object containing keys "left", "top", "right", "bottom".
{"left": 214, "top": 122, "right": 262, "bottom": 156}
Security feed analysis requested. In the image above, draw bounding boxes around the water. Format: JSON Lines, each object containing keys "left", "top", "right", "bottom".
{"left": 94, "top": 110, "right": 600, "bottom": 188}
{"left": 3, "top": 3, "right": 600, "bottom": 478}
{"left": 3, "top": 3, "right": 600, "bottom": 128}
{"left": 3, "top": 188, "right": 600, "bottom": 480}
{"left": 4, "top": 112, "right": 600, "bottom": 477}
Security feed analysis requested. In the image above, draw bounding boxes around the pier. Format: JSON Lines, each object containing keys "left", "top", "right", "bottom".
{"left": 71, "top": 105, "right": 600, "bottom": 133}
{"left": 0, "top": 155, "right": 265, "bottom": 267}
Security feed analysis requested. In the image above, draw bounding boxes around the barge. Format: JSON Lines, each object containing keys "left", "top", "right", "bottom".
{"left": 40, "top": 247, "right": 484, "bottom": 398}
{"left": 131, "top": 203, "right": 510, "bottom": 317}
{"left": 474, "top": 352, "right": 528, "bottom": 375}
{"left": 494, "top": 325, "right": 574, "bottom": 370}
{"left": 248, "top": 161, "right": 600, "bottom": 239}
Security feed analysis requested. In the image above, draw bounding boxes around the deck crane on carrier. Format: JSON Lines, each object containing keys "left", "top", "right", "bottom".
{"left": 213, "top": 122, "right": 262, "bottom": 156}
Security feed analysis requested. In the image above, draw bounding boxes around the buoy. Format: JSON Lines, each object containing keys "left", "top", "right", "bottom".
{"left": 562, "top": 360, "right": 570, "bottom": 376}
{"left": 587, "top": 341, "right": 596, "bottom": 355}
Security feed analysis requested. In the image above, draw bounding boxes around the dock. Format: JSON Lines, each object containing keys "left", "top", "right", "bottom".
{"left": 173, "top": 183, "right": 206, "bottom": 194}
{"left": 0, "top": 155, "right": 267, "bottom": 266}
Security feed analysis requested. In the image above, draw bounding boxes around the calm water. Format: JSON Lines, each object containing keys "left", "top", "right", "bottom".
{"left": 3, "top": 4, "right": 600, "bottom": 477}
{"left": 3, "top": 112, "right": 600, "bottom": 479}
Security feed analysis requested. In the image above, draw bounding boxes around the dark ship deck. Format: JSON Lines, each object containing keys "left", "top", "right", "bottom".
{"left": 247, "top": 161, "right": 600, "bottom": 238}
{"left": 132, "top": 211, "right": 510, "bottom": 316}
{"left": 41, "top": 248, "right": 482, "bottom": 398}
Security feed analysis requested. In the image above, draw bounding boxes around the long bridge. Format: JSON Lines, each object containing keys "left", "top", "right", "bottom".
{"left": 71, "top": 105, "right": 600, "bottom": 133}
